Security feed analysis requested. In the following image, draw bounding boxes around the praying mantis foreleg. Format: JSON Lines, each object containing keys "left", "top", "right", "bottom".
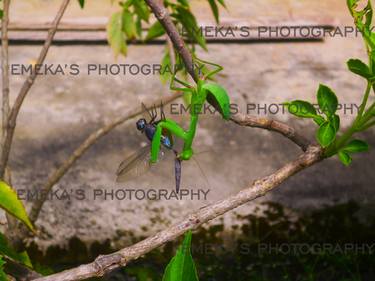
{"left": 150, "top": 57, "right": 228, "bottom": 164}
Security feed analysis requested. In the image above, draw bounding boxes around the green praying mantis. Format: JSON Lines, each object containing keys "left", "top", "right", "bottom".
{"left": 116, "top": 57, "right": 231, "bottom": 192}
{"left": 150, "top": 57, "right": 231, "bottom": 164}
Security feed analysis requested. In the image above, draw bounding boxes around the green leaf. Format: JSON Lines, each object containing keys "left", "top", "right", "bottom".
{"left": 107, "top": 12, "right": 127, "bottom": 57}
{"left": 122, "top": 0, "right": 134, "bottom": 10}
{"left": 347, "top": 0, "right": 374, "bottom": 49}
{"left": 317, "top": 122, "right": 336, "bottom": 147}
{"left": 122, "top": 9, "right": 137, "bottom": 39}
{"left": 342, "top": 139, "right": 369, "bottom": 153}
{"left": 347, "top": 0, "right": 372, "bottom": 24}
{"left": 133, "top": 1, "right": 150, "bottom": 22}
{"left": 313, "top": 115, "right": 326, "bottom": 126}
{"left": 135, "top": 16, "right": 143, "bottom": 38}
{"left": 0, "top": 181, "right": 34, "bottom": 232}
{"left": 330, "top": 114, "right": 340, "bottom": 132}
{"left": 202, "top": 82, "right": 231, "bottom": 120}
{"left": 338, "top": 150, "right": 352, "bottom": 166}
{"left": 347, "top": 59, "right": 373, "bottom": 79}
{"left": 0, "top": 256, "right": 6, "bottom": 281}
{"left": 126, "top": 266, "right": 159, "bottom": 281}
{"left": 160, "top": 49, "right": 172, "bottom": 84}
{"left": 317, "top": 84, "right": 338, "bottom": 117}
{"left": 364, "top": 1, "right": 373, "bottom": 27}
{"left": 286, "top": 100, "right": 318, "bottom": 118}
{"left": 176, "top": 6, "right": 207, "bottom": 50}
{"left": 77, "top": 0, "right": 84, "bottom": 9}
{"left": 370, "top": 51, "right": 375, "bottom": 73}
{"left": 0, "top": 10, "right": 3, "bottom": 19}
{"left": 216, "top": 0, "right": 227, "bottom": 8}
{"left": 177, "top": 0, "right": 189, "bottom": 7}
{"left": 146, "top": 21, "right": 166, "bottom": 41}
{"left": 0, "top": 233, "right": 32, "bottom": 267}
{"left": 347, "top": 0, "right": 356, "bottom": 11}
{"left": 208, "top": 0, "right": 219, "bottom": 23}
{"left": 162, "top": 231, "right": 199, "bottom": 281}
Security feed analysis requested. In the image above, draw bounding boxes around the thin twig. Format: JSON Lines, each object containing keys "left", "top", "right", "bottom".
{"left": 29, "top": 92, "right": 182, "bottom": 223}
{"left": 33, "top": 145, "right": 323, "bottom": 281}
{"left": 0, "top": 0, "right": 71, "bottom": 178}
{"left": 1, "top": 0, "right": 27, "bottom": 252}
{"left": 230, "top": 114, "right": 311, "bottom": 151}
{"left": 3, "top": 256, "right": 42, "bottom": 280}
{"left": 1, "top": 0, "right": 10, "bottom": 141}
{"left": 145, "top": 0, "right": 198, "bottom": 82}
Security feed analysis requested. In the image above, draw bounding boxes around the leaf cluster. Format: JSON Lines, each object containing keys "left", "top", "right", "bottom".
{"left": 286, "top": 82, "right": 370, "bottom": 166}
{"left": 104, "top": 0, "right": 225, "bottom": 81}
{"left": 0, "top": 182, "right": 35, "bottom": 275}
{"left": 285, "top": 0, "right": 375, "bottom": 166}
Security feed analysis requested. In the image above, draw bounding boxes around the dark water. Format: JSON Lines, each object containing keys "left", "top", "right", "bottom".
{"left": 29, "top": 201, "right": 375, "bottom": 281}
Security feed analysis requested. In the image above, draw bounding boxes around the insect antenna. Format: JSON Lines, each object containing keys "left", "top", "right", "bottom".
{"left": 142, "top": 102, "right": 153, "bottom": 121}
{"left": 192, "top": 156, "right": 212, "bottom": 191}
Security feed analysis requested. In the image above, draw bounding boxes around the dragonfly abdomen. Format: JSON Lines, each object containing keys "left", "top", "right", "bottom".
{"left": 144, "top": 124, "right": 173, "bottom": 150}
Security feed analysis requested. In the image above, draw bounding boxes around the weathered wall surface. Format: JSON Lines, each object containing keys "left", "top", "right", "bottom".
{"left": 1, "top": 0, "right": 374, "bottom": 251}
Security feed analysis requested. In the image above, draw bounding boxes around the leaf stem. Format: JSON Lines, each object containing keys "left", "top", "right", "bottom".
{"left": 359, "top": 120, "right": 375, "bottom": 131}
{"left": 326, "top": 82, "right": 372, "bottom": 156}
{"left": 357, "top": 82, "right": 371, "bottom": 120}
{"left": 358, "top": 101, "right": 375, "bottom": 127}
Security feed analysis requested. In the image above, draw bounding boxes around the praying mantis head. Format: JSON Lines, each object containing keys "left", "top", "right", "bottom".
{"left": 170, "top": 56, "right": 231, "bottom": 120}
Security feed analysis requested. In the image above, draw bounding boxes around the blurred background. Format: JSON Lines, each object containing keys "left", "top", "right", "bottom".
{"left": 1, "top": 0, "right": 375, "bottom": 280}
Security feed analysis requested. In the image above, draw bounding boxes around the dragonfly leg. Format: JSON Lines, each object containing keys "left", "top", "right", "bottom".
{"left": 142, "top": 102, "right": 153, "bottom": 120}
{"left": 150, "top": 104, "right": 158, "bottom": 124}
{"left": 160, "top": 101, "right": 166, "bottom": 121}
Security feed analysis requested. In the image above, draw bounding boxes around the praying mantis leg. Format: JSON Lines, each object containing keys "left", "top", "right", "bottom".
{"left": 150, "top": 57, "right": 226, "bottom": 163}
{"left": 169, "top": 69, "right": 194, "bottom": 92}
{"left": 195, "top": 57, "right": 224, "bottom": 80}
{"left": 150, "top": 118, "right": 187, "bottom": 163}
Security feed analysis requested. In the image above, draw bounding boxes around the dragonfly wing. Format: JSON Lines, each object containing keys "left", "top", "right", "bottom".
{"left": 116, "top": 145, "right": 152, "bottom": 183}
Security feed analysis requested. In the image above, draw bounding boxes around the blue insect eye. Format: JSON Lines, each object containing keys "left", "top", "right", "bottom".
{"left": 136, "top": 119, "right": 146, "bottom": 130}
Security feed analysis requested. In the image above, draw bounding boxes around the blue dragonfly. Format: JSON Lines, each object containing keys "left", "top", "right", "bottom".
{"left": 116, "top": 103, "right": 182, "bottom": 192}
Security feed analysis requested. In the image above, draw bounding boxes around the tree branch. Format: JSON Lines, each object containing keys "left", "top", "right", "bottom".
{"left": 0, "top": 0, "right": 71, "bottom": 179}
{"left": 230, "top": 114, "right": 310, "bottom": 151}
{"left": 1, "top": 0, "right": 10, "bottom": 141}
{"left": 29, "top": 92, "right": 182, "bottom": 223}
{"left": 3, "top": 257, "right": 42, "bottom": 281}
{"left": 144, "top": 0, "right": 198, "bottom": 82}
{"left": 33, "top": 144, "right": 323, "bottom": 281}
{"left": 1, "top": 0, "right": 30, "bottom": 252}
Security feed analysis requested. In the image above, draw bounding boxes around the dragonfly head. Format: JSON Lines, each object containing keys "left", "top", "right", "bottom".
{"left": 136, "top": 118, "right": 147, "bottom": 131}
